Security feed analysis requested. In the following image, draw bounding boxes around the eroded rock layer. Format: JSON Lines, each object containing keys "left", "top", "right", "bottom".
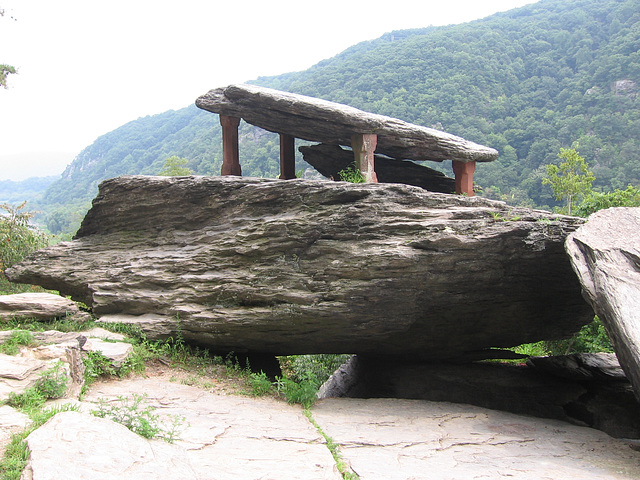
{"left": 8, "top": 176, "right": 591, "bottom": 361}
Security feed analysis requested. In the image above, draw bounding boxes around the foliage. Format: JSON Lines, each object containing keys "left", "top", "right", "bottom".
{"left": 512, "top": 316, "right": 614, "bottom": 357}
{"left": 30, "top": 0, "right": 640, "bottom": 234}
{"left": 0, "top": 202, "right": 49, "bottom": 292}
{"left": 575, "top": 184, "right": 640, "bottom": 216}
{"left": 542, "top": 146, "right": 595, "bottom": 215}
{"left": 0, "top": 404, "right": 79, "bottom": 480}
{"left": 34, "top": 362, "right": 68, "bottom": 399}
{"left": 91, "top": 393, "right": 185, "bottom": 443}
{"left": 0, "top": 9, "right": 17, "bottom": 89}
{"left": 0, "top": 330, "right": 35, "bottom": 355}
{"left": 279, "top": 354, "right": 351, "bottom": 385}
{"left": 337, "top": 163, "right": 365, "bottom": 183}
{"left": 248, "top": 371, "right": 273, "bottom": 396}
{"left": 158, "top": 156, "right": 193, "bottom": 176}
{"left": 6, "top": 362, "right": 69, "bottom": 415}
{"left": 275, "top": 373, "right": 320, "bottom": 408}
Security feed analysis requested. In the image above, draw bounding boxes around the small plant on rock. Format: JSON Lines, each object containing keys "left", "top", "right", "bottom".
{"left": 91, "top": 393, "right": 186, "bottom": 443}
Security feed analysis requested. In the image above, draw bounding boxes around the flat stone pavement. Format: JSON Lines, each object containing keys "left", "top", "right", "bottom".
{"left": 77, "top": 375, "right": 640, "bottom": 480}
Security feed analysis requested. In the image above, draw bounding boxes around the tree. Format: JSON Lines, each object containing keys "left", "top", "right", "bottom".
{"left": 0, "top": 202, "right": 49, "bottom": 292}
{"left": 0, "top": 8, "right": 17, "bottom": 88}
{"left": 158, "top": 156, "right": 193, "bottom": 176}
{"left": 542, "top": 146, "right": 595, "bottom": 215}
{"left": 575, "top": 184, "right": 640, "bottom": 217}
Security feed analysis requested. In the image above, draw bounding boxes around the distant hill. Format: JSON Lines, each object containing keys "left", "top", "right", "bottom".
{"left": 39, "top": 0, "right": 640, "bottom": 234}
{"left": 0, "top": 176, "right": 59, "bottom": 205}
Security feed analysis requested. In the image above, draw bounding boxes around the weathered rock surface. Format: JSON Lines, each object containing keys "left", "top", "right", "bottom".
{"left": 22, "top": 411, "right": 198, "bottom": 480}
{"left": 196, "top": 84, "right": 498, "bottom": 163}
{"left": 312, "top": 398, "right": 640, "bottom": 480}
{"left": 0, "top": 292, "right": 90, "bottom": 322}
{"left": 83, "top": 376, "right": 341, "bottom": 480}
{"left": 566, "top": 208, "right": 640, "bottom": 400}
{"left": 8, "top": 176, "right": 592, "bottom": 361}
{"left": 299, "top": 143, "right": 456, "bottom": 193}
{"left": 318, "top": 353, "right": 640, "bottom": 439}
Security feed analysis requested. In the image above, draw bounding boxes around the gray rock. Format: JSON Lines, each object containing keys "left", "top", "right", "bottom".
{"left": 318, "top": 354, "right": 640, "bottom": 439}
{"left": 22, "top": 411, "right": 198, "bottom": 480}
{"left": 299, "top": 143, "right": 456, "bottom": 193}
{"left": 0, "top": 354, "right": 49, "bottom": 399}
{"left": 196, "top": 84, "right": 498, "bottom": 163}
{"left": 0, "top": 293, "right": 89, "bottom": 322}
{"left": 8, "top": 176, "right": 592, "bottom": 361}
{"left": 565, "top": 207, "right": 640, "bottom": 400}
{"left": 312, "top": 398, "right": 640, "bottom": 480}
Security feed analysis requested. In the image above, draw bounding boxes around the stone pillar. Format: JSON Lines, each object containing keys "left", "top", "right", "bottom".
{"left": 351, "top": 133, "right": 378, "bottom": 183}
{"left": 220, "top": 115, "right": 241, "bottom": 176}
{"left": 452, "top": 160, "right": 476, "bottom": 196}
{"left": 279, "top": 133, "right": 296, "bottom": 180}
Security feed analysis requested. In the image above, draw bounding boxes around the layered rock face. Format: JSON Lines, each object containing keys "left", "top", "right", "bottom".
{"left": 8, "top": 176, "right": 591, "bottom": 361}
{"left": 566, "top": 207, "right": 640, "bottom": 401}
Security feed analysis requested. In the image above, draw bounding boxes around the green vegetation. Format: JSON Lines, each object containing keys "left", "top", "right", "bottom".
{"left": 158, "top": 156, "right": 193, "bottom": 176}
{"left": 575, "top": 183, "right": 640, "bottom": 216}
{"left": 19, "top": 0, "right": 637, "bottom": 237}
{"left": 0, "top": 404, "right": 79, "bottom": 480}
{"left": 304, "top": 409, "right": 360, "bottom": 480}
{"left": 91, "top": 394, "right": 185, "bottom": 443}
{"left": 337, "top": 164, "right": 366, "bottom": 183}
{"left": 5, "top": 362, "right": 69, "bottom": 416}
{"left": 0, "top": 330, "right": 35, "bottom": 355}
{"left": 542, "top": 146, "right": 595, "bottom": 215}
{"left": 0, "top": 202, "right": 49, "bottom": 294}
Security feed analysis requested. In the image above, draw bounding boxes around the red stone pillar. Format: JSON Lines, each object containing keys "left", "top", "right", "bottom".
{"left": 452, "top": 160, "right": 476, "bottom": 196}
{"left": 220, "top": 115, "right": 241, "bottom": 176}
{"left": 279, "top": 133, "right": 296, "bottom": 180}
{"left": 351, "top": 133, "right": 378, "bottom": 183}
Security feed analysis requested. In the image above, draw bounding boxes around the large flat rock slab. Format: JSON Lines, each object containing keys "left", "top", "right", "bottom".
{"left": 566, "top": 207, "right": 640, "bottom": 400}
{"left": 312, "top": 398, "right": 640, "bottom": 480}
{"left": 83, "top": 376, "right": 340, "bottom": 480}
{"left": 23, "top": 411, "right": 197, "bottom": 480}
{"left": 196, "top": 84, "right": 498, "bottom": 163}
{"left": 7, "top": 176, "right": 592, "bottom": 361}
{"left": 0, "top": 292, "right": 88, "bottom": 322}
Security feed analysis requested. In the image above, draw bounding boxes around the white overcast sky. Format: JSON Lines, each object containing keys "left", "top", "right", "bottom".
{"left": 0, "top": 0, "right": 536, "bottom": 180}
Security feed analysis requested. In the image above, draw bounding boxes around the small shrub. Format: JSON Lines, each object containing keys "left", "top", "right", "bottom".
{"left": 0, "top": 330, "right": 35, "bottom": 355}
{"left": 275, "top": 373, "right": 319, "bottom": 408}
{"left": 337, "top": 164, "right": 365, "bottom": 183}
{"left": 91, "top": 394, "right": 185, "bottom": 443}
{"left": 34, "top": 362, "right": 68, "bottom": 399}
{"left": 249, "top": 371, "right": 272, "bottom": 396}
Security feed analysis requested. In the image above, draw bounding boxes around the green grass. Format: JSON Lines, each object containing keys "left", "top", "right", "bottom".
{"left": 304, "top": 408, "right": 360, "bottom": 480}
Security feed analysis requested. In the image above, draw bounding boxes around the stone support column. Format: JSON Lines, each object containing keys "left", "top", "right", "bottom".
{"left": 351, "top": 133, "right": 378, "bottom": 183}
{"left": 220, "top": 115, "right": 242, "bottom": 176}
{"left": 279, "top": 133, "right": 296, "bottom": 180}
{"left": 452, "top": 160, "right": 476, "bottom": 196}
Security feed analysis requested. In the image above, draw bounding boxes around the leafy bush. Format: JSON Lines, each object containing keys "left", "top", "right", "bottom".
{"left": 575, "top": 185, "right": 640, "bottom": 217}
{"left": 0, "top": 202, "right": 49, "bottom": 293}
{"left": 249, "top": 371, "right": 273, "bottom": 396}
{"left": 91, "top": 394, "right": 185, "bottom": 443}
{"left": 275, "top": 373, "right": 320, "bottom": 408}
{"left": 337, "top": 164, "right": 365, "bottom": 183}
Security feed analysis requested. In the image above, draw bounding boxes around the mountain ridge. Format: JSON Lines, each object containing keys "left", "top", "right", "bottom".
{"left": 34, "top": 0, "right": 640, "bottom": 234}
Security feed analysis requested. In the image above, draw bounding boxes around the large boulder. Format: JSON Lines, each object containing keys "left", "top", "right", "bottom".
{"left": 566, "top": 207, "right": 640, "bottom": 400}
{"left": 7, "top": 176, "right": 592, "bottom": 361}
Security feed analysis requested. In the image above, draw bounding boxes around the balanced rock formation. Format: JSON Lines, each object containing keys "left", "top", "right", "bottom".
{"left": 8, "top": 176, "right": 592, "bottom": 361}
{"left": 566, "top": 207, "right": 640, "bottom": 400}
{"left": 299, "top": 143, "right": 456, "bottom": 193}
{"left": 196, "top": 84, "right": 498, "bottom": 163}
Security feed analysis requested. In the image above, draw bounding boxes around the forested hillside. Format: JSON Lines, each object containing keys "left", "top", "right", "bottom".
{"left": 40, "top": 0, "right": 640, "bottom": 234}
